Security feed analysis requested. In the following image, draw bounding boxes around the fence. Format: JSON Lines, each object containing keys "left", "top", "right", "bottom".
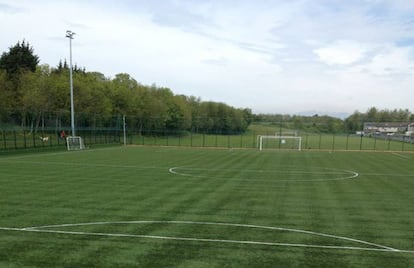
{"left": 0, "top": 128, "right": 120, "bottom": 151}
{"left": 125, "top": 131, "right": 414, "bottom": 152}
{"left": 1, "top": 128, "right": 414, "bottom": 152}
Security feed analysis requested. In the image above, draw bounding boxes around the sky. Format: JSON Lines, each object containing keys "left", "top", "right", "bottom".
{"left": 1, "top": 0, "right": 414, "bottom": 117}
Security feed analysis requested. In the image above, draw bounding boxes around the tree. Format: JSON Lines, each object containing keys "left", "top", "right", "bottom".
{"left": 0, "top": 40, "right": 39, "bottom": 77}
{"left": 109, "top": 73, "right": 139, "bottom": 115}
{"left": 366, "top": 107, "right": 378, "bottom": 122}
{"left": 0, "top": 69, "right": 14, "bottom": 123}
{"left": 344, "top": 111, "right": 363, "bottom": 132}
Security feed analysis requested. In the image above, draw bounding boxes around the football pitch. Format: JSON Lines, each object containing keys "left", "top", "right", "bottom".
{"left": 0, "top": 146, "right": 413, "bottom": 267}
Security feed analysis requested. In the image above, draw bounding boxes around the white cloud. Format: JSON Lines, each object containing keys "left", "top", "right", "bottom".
{"left": 1, "top": 0, "right": 414, "bottom": 115}
{"left": 314, "top": 40, "right": 370, "bottom": 65}
{"left": 0, "top": 3, "right": 25, "bottom": 14}
{"left": 180, "top": 1, "right": 287, "bottom": 56}
{"left": 350, "top": 46, "right": 414, "bottom": 76}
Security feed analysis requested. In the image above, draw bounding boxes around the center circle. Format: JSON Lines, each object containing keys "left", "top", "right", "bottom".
{"left": 169, "top": 166, "right": 359, "bottom": 181}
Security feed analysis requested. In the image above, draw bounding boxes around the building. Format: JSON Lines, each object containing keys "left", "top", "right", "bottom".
{"left": 363, "top": 122, "right": 412, "bottom": 135}
{"left": 407, "top": 123, "right": 414, "bottom": 136}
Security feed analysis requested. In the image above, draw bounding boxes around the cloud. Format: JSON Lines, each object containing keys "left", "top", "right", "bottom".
{"left": 350, "top": 46, "right": 414, "bottom": 76}
{"left": 0, "top": 3, "right": 25, "bottom": 14}
{"left": 201, "top": 58, "right": 227, "bottom": 66}
{"left": 314, "top": 40, "right": 369, "bottom": 65}
{"left": 63, "top": 20, "right": 90, "bottom": 30}
{"left": 2, "top": 0, "right": 414, "bottom": 115}
{"left": 143, "top": 1, "right": 287, "bottom": 58}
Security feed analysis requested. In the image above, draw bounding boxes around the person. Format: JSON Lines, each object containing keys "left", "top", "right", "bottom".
{"left": 60, "top": 130, "right": 66, "bottom": 139}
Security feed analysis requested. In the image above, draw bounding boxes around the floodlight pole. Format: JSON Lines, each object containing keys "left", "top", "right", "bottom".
{"left": 66, "top": 30, "right": 76, "bottom": 137}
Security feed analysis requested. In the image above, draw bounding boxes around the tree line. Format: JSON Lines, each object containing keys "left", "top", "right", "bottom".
{"left": 254, "top": 114, "right": 347, "bottom": 133}
{"left": 254, "top": 108, "right": 414, "bottom": 134}
{"left": 0, "top": 41, "right": 252, "bottom": 134}
{"left": 344, "top": 107, "right": 414, "bottom": 132}
{"left": 1, "top": 40, "right": 412, "bottom": 135}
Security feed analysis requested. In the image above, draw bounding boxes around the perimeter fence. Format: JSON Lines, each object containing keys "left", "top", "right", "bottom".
{"left": 1, "top": 127, "right": 414, "bottom": 152}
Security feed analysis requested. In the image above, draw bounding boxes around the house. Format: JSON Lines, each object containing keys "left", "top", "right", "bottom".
{"left": 363, "top": 122, "right": 412, "bottom": 135}
{"left": 406, "top": 123, "right": 414, "bottom": 136}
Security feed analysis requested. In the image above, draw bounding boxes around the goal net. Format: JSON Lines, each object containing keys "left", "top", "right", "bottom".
{"left": 66, "top": 136, "right": 86, "bottom": 151}
{"left": 258, "top": 135, "right": 302, "bottom": 151}
{"left": 276, "top": 131, "right": 297, "bottom": 137}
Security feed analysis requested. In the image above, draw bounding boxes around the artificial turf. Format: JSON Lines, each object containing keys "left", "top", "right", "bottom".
{"left": 0, "top": 146, "right": 413, "bottom": 267}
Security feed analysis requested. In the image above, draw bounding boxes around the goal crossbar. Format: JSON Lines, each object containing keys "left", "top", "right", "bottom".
{"left": 258, "top": 135, "right": 302, "bottom": 151}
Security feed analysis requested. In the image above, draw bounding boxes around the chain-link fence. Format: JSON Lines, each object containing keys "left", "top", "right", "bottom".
{"left": 1, "top": 127, "right": 413, "bottom": 152}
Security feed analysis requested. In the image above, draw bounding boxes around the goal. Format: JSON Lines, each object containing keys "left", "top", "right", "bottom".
{"left": 258, "top": 135, "right": 302, "bottom": 151}
{"left": 66, "top": 136, "right": 86, "bottom": 151}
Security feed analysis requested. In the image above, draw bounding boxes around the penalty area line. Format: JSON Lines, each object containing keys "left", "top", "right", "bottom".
{"left": 1, "top": 226, "right": 413, "bottom": 254}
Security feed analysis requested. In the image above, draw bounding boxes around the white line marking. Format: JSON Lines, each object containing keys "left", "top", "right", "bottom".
{"left": 27, "top": 220, "right": 394, "bottom": 250}
{"left": 0, "top": 227, "right": 23, "bottom": 231}
{"left": 358, "top": 173, "right": 414, "bottom": 177}
{"left": 168, "top": 167, "right": 359, "bottom": 182}
{"left": 1, "top": 224, "right": 413, "bottom": 253}
{"left": 13, "top": 220, "right": 405, "bottom": 252}
{"left": 0, "top": 227, "right": 401, "bottom": 253}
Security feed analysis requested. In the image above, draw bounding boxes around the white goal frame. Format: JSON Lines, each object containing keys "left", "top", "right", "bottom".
{"left": 66, "top": 136, "right": 86, "bottom": 151}
{"left": 258, "top": 135, "right": 302, "bottom": 151}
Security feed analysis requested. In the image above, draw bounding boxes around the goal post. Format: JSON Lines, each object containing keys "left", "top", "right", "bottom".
{"left": 258, "top": 135, "right": 302, "bottom": 151}
{"left": 66, "top": 136, "right": 86, "bottom": 151}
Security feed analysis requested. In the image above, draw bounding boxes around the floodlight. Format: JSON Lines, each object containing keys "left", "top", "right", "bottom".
{"left": 66, "top": 30, "right": 76, "bottom": 136}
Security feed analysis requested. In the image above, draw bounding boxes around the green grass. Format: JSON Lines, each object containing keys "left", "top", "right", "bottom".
{"left": 0, "top": 146, "right": 414, "bottom": 267}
